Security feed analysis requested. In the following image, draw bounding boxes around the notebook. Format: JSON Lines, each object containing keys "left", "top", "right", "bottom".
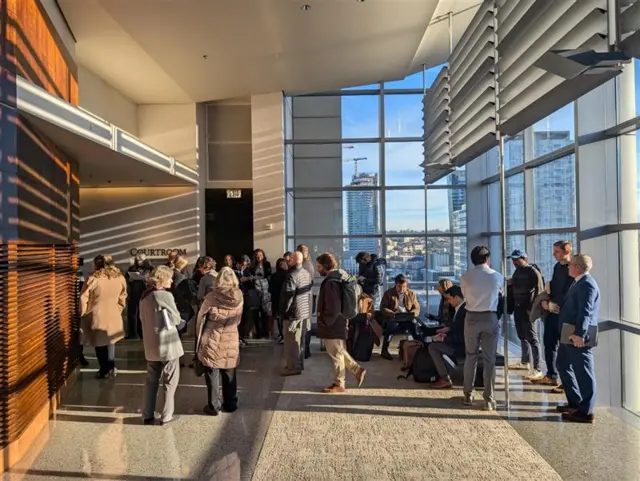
{"left": 561, "top": 323, "right": 598, "bottom": 348}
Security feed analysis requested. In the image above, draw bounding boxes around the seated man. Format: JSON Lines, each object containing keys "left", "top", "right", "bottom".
{"left": 429, "top": 285, "right": 466, "bottom": 389}
{"left": 379, "top": 274, "right": 420, "bottom": 360}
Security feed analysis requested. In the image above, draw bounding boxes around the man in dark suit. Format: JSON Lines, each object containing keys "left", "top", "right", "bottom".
{"left": 556, "top": 254, "right": 600, "bottom": 424}
{"left": 429, "top": 285, "right": 466, "bottom": 389}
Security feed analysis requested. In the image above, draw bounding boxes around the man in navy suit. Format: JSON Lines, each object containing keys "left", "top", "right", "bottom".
{"left": 556, "top": 254, "right": 600, "bottom": 424}
{"left": 429, "top": 285, "right": 467, "bottom": 389}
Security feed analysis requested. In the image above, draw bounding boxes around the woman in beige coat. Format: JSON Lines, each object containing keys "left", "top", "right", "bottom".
{"left": 196, "top": 267, "right": 243, "bottom": 416}
{"left": 80, "top": 255, "right": 127, "bottom": 378}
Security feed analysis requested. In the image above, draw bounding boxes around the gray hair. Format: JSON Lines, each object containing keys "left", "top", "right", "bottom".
{"left": 148, "top": 265, "right": 174, "bottom": 287}
{"left": 571, "top": 254, "right": 593, "bottom": 273}
{"left": 216, "top": 266, "right": 239, "bottom": 290}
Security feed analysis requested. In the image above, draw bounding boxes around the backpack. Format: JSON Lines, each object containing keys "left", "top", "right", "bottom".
{"left": 397, "top": 346, "right": 437, "bottom": 383}
{"left": 330, "top": 271, "right": 359, "bottom": 320}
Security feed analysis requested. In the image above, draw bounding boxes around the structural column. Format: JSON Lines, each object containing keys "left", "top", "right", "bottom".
{"left": 251, "top": 92, "right": 285, "bottom": 260}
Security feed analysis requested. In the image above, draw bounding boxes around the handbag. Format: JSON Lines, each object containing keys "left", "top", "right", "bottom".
{"left": 193, "top": 314, "right": 208, "bottom": 377}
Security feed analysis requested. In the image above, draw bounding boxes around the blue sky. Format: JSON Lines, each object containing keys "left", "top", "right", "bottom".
{"left": 340, "top": 66, "right": 456, "bottom": 232}
{"left": 336, "top": 60, "right": 640, "bottom": 232}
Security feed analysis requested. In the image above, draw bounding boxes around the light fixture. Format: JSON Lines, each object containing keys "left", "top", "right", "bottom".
{"left": 301, "top": 4, "right": 311, "bottom": 10}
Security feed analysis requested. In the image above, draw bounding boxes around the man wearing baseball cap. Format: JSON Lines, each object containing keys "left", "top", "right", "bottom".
{"left": 507, "top": 249, "right": 545, "bottom": 380}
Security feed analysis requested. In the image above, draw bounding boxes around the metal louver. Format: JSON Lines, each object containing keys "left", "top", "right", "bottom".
{"left": 618, "top": 0, "right": 640, "bottom": 57}
{"left": 422, "top": 66, "right": 453, "bottom": 184}
{"left": 448, "top": 0, "right": 497, "bottom": 169}
{"left": 497, "top": 0, "right": 629, "bottom": 136}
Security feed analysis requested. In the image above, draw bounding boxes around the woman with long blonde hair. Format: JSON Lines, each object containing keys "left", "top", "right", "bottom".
{"left": 196, "top": 267, "right": 244, "bottom": 415}
{"left": 80, "top": 255, "right": 127, "bottom": 378}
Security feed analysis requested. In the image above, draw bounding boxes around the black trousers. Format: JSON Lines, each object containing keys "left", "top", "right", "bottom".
{"left": 204, "top": 367, "right": 238, "bottom": 411}
{"left": 513, "top": 306, "right": 541, "bottom": 370}
{"left": 381, "top": 320, "right": 415, "bottom": 351}
{"left": 305, "top": 329, "right": 311, "bottom": 357}
{"left": 543, "top": 313, "right": 561, "bottom": 379}
{"left": 127, "top": 295, "right": 142, "bottom": 339}
{"left": 95, "top": 345, "right": 115, "bottom": 374}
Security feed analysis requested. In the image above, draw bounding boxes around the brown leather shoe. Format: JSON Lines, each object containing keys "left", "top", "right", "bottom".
{"left": 281, "top": 369, "right": 302, "bottom": 377}
{"left": 322, "top": 384, "right": 346, "bottom": 393}
{"left": 531, "top": 376, "right": 558, "bottom": 386}
{"left": 355, "top": 368, "right": 367, "bottom": 388}
{"left": 431, "top": 378, "right": 453, "bottom": 389}
{"left": 551, "top": 384, "right": 565, "bottom": 394}
{"left": 562, "top": 411, "right": 595, "bottom": 424}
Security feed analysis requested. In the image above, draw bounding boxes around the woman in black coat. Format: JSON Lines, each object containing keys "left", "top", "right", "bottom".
{"left": 270, "top": 258, "right": 289, "bottom": 342}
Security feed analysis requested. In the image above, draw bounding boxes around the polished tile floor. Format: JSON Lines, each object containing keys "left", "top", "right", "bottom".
{"left": 5, "top": 340, "right": 640, "bottom": 480}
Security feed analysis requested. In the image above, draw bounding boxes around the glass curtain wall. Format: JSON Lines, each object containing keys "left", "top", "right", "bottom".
{"left": 285, "top": 65, "right": 466, "bottom": 314}
{"left": 472, "top": 103, "right": 578, "bottom": 347}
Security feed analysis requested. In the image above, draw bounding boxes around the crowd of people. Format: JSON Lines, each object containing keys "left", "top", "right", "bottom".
{"left": 77, "top": 238, "right": 600, "bottom": 425}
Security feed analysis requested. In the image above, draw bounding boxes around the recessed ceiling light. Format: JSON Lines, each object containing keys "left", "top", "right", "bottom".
{"left": 301, "top": 4, "right": 311, "bottom": 10}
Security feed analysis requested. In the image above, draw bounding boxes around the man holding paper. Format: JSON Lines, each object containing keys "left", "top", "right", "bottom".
{"left": 556, "top": 254, "right": 600, "bottom": 424}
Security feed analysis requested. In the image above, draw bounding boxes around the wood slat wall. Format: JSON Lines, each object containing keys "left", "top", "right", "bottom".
{"left": 3, "top": 0, "right": 78, "bottom": 105}
{"left": 0, "top": 122, "right": 80, "bottom": 453}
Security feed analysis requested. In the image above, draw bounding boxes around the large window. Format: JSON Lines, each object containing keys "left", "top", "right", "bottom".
{"left": 286, "top": 65, "right": 466, "bottom": 299}
{"left": 533, "top": 155, "right": 576, "bottom": 229}
{"left": 533, "top": 104, "right": 575, "bottom": 157}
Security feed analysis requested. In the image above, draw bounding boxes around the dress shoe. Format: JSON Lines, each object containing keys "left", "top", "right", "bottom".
{"left": 431, "top": 378, "right": 453, "bottom": 389}
{"left": 223, "top": 405, "right": 238, "bottom": 413}
{"left": 143, "top": 417, "right": 155, "bottom": 426}
{"left": 551, "top": 384, "right": 565, "bottom": 394}
{"left": 562, "top": 411, "right": 595, "bottom": 424}
{"left": 203, "top": 405, "right": 220, "bottom": 416}
{"left": 281, "top": 369, "right": 302, "bottom": 377}
{"left": 322, "top": 384, "right": 346, "bottom": 394}
{"left": 555, "top": 404, "right": 577, "bottom": 413}
{"left": 355, "top": 367, "right": 367, "bottom": 388}
{"left": 381, "top": 350, "right": 393, "bottom": 361}
{"left": 531, "top": 376, "right": 558, "bottom": 386}
{"left": 78, "top": 356, "right": 89, "bottom": 367}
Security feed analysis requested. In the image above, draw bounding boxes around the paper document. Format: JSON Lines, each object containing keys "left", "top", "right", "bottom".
{"left": 161, "top": 309, "right": 174, "bottom": 330}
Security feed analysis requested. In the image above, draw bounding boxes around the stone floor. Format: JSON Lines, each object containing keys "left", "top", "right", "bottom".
{"left": 5, "top": 339, "right": 640, "bottom": 480}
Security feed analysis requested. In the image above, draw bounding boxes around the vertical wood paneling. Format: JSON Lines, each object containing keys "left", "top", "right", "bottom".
{"left": 0, "top": 117, "right": 79, "bottom": 451}
{"left": 9, "top": 0, "right": 77, "bottom": 105}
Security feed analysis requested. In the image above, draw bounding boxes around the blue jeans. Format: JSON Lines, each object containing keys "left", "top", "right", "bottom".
{"left": 557, "top": 343, "right": 596, "bottom": 415}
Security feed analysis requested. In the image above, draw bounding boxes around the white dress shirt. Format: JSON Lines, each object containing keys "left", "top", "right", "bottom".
{"left": 461, "top": 264, "right": 504, "bottom": 313}
{"left": 397, "top": 292, "right": 407, "bottom": 313}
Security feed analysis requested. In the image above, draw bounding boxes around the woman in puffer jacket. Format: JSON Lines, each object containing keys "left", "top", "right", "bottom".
{"left": 196, "top": 266, "right": 244, "bottom": 416}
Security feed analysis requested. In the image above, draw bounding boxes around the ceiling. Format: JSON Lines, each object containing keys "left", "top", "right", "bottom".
{"left": 58, "top": 0, "right": 480, "bottom": 104}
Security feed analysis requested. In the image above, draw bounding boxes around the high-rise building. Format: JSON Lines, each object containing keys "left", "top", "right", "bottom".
{"left": 346, "top": 173, "right": 379, "bottom": 253}
{"left": 452, "top": 205, "right": 467, "bottom": 279}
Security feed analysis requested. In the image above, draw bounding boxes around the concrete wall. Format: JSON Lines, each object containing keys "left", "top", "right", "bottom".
{"left": 138, "top": 104, "right": 197, "bottom": 169}
{"left": 78, "top": 67, "right": 139, "bottom": 135}
{"left": 251, "top": 92, "right": 285, "bottom": 260}
{"left": 79, "top": 186, "right": 200, "bottom": 274}
{"left": 205, "top": 98, "right": 253, "bottom": 188}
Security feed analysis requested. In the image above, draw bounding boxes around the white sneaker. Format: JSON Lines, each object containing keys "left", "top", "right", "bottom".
{"left": 484, "top": 400, "right": 497, "bottom": 411}
{"left": 526, "top": 369, "right": 544, "bottom": 381}
{"left": 510, "top": 362, "right": 531, "bottom": 371}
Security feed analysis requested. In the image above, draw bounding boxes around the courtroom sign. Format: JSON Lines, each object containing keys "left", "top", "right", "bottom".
{"left": 130, "top": 248, "right": 187, "bottom": 258}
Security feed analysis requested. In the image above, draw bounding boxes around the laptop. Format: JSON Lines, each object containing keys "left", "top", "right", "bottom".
{"left": 394, "top": 312, "right": 416, "bottom": 323}
{"left": 561, "top": 323, "right": 598, "bottom": 348}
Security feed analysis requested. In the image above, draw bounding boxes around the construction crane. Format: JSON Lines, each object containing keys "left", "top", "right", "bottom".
{"left": 344, "top": 157, "right": 367, "bottom": 177}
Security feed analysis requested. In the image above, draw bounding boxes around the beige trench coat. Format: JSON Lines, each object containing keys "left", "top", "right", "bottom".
{"left": 80, "top": 274, "right": 127, "bottom": 347}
